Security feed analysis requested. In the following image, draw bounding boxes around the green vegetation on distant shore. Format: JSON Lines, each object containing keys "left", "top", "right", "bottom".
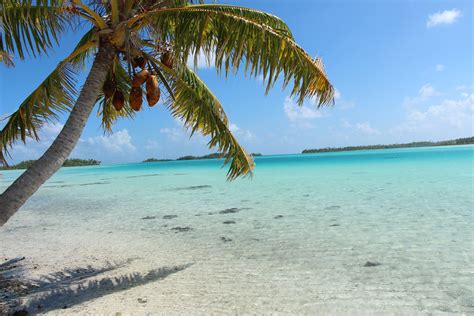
{"left": 143, "top": 153, "right": 263, "bottom": 163}
{"left": 142, "top": 158, "right": 173, "bottom": 163}
{"left": 302, "top": 137, "right": 474, "bottom": 154}
{"left": 177, "top": 153, "right": 222, "bottom": 160}
{"left": 0, "top": 159, "right": 100, "bottom": 170}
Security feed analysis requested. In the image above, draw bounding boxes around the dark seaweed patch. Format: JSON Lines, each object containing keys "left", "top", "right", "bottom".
{"left": 363, "top": 261, "right": 381, "bottom": 267}
{"left": 324, "top": 205, "right": 341, "bottom": 210}
{"left": 220, "top": 237, "right": 232, "bottom": 243}
{"left": 274, "top": 215, "right": 284, "bottom": 219}
{"left": 44, "top": 181, "right": 110, "bottom": 188}
{"left": 223, "top": 221, "right": 236, "bottom": 225}
{"left": 169, "top": 185, "right": 211, "bottom": 191}
{"left": 126, "top": 174, "right": 163, "bottom": 179}
{"left": 171, "top": 226, "right": 192, "bottom": 233}
{"left": 219, "top": 208, "right": 241, "bottom": 214}
{"left": 163, "top": 215, "right": 178, "bottom": 220}
{"left": 142, "top": 216, "right": 156, "bottom": 220}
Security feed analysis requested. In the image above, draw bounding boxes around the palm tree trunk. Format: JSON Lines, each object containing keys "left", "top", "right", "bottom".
{"left": 0, "top": 43, "right": 116, "bottom": 226}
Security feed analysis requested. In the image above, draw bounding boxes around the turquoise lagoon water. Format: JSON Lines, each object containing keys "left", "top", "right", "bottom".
{"left": 0, "top": 145, "right": 473, "bottom": 314}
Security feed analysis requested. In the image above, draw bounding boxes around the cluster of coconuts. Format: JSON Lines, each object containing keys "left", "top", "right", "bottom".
{"left": 103, "top": 53, "right": 173, "bottom": 112}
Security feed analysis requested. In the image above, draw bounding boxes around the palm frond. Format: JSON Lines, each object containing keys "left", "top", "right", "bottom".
{"left": 0, "top": 64, "right": 76, "bottom": 165}
{"left": 0, "top": 34, "right": 98, "bottom": 166}
{"left": 152, "top": 57, "right": 254, "bottom": 180}
{"left": 0, "top": 0, "right": 73, "bottom": 59}
{"left": 132, "top": 5, "right": 333, "bottom": 105}
{"left": 131, "top": 4, "right": 292, "bottom": 38}
{"left": 0, "top": 50, "right": 14, "bottom": 67}
{"left": 68, "top": 28, "right": 98, "bottom": 68}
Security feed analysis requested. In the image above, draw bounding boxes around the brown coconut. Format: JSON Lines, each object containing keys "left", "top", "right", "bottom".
{"left": 112, "top": 90, "right": 124, "bottom": 111}
{"left": 132, "top": 56, "right": 146, "bottom": 69}
{"left": 161, "top": 52, "right": 173, "bottom": 69}
{"left": 146, "top": 75, "right": 160, "bottom": 106}
{"left": 103, "top": 79, "right": 115, "bottom": 98}
{"left": 130, "top": 87, "right": 143, "bottom": 111}
{"left": 132, "top": 69, "right": 149, "bottom": 87}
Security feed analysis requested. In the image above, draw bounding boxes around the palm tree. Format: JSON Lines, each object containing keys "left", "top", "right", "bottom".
{"left": 0, "top": 0, "right": 334, "bottom": 226}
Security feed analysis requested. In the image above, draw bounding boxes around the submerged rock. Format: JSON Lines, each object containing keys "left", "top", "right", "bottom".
{"left": 363, "top": 261, "right": 381, "bottom": 267}
{"left": 325, "top": 205, "right": 341, "bottom": 210}
{"left": 221, "top": 237, "right": 233, "bottom": 242}
{"left": 163, "top": 215, "right": 178, "bottom": 219}
{"left": 141, "top": 216, "right": 156, "bottom": 220}
{"left": 171, "top": 227, "right": 192, "bottom": 233}
{"left": 219, "top": 208, "right": 241, "bottom": 214}
{"left": 170, "top": 185, "right": 212, "bottom": 191}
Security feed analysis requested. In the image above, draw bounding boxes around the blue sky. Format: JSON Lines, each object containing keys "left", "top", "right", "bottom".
{"left": 0, "top": 0, "right": 473, "bottom": 164}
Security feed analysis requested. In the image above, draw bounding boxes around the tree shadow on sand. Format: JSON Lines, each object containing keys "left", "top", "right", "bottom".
{"left": 3, "top": 261, "right": 193, "bottom": 315}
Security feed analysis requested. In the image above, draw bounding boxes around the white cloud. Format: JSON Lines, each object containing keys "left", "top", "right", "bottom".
{"left": 404, "top": 84, "right": 441, "bottom": 109}
{"left": 393, "top": 93, "right": 474, "bottom": 137}
{"left": 355, "top": 122, "right": 381, "bottom": 135}
{"left": 334, "top": 88, "right": 341, "bottom": 100}
{"left": 160, "top": 127, "right": 183, "bottom": 141}
{"left": 186, "top": 50, "right": 215, "bottom": 69}
{"left": 284, "top": 96, "right": 324, "bottom": 128}
{"left": 418, "top": 83, "right": 440, "bottom": 99}
{"left": 456, "top": 84, "right": 474, "bottom": 91}
{"left": 326, "top": 88, "right": 355, "bottom": 110}
{"left": 160, "top": 120, "right": 208, "bottom": 145}
{"left": 340, "top": 120, "right": 380, "bottom": 136}
{"left": 144, "top": 139, "right": 160, "bottom": 151}
{"left": 229, "top": 123, "right": 256, "bottom": 142}
{"left": 435, "top": 64, "right": 445, "bottom": 72}
{"left": 229, "top": 123, "right": 240, "bottom": 133}
{"left": 5, "top": 124, "right": 137, "bottom": 164}
{"left": 426, "top": 9, "right": 462, "bottom": 28}
{"left": 81, "top": 129, "right": 136, "bottom": 154}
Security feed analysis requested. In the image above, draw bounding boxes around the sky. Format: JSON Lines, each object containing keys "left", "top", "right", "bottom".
{"left": 0, "top": 0, "right": 473, "bottom": 164}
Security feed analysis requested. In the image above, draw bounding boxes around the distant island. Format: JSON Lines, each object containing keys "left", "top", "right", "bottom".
{"left": 142, "top": 158, "right": 173, "bottom": 163}
{"left": 302, "top": 137, "right": 474, "bottom": 154}
{"left": 0, "top": 158, "right": 101, "bottom": 170}
{"left": 143, "top": 153, "right": 262, "bottom": 163}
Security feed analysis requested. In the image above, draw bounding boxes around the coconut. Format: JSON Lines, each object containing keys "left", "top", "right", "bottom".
{"left": 112, "top": 90, "right": 124, "bottom": 111}
{"left": 103, "top": 79, "right": 115, "bottom": 98}
{"left": 132, "top": 69, "right": 149, "bottom": 87}
{"left": 132, "top": 56, "right": 146, "bottom": 69}
{"left": 146, "top": 75, "right": 160, "bottom": 106}
{"left": 130, "top": 87, "right": 143, "bottom": 111}
{"left": 161, "top": 52, "right": 173, "bottom": 69}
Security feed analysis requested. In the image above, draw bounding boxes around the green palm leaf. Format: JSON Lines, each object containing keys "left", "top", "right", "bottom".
{"left": 0, "top": 50, "right": 14, "bottom": 67}
{"left": 134, "top": 4, "right": 334, "bottom": 106}
{"left": 0, "top": 35, "right": 97, "bottom": 166}
{"left": 149, "top": 54, "right": 254, "bottom": 179}
{"left": 0, "top": 64, "right": 76, "bottom": 165}
{"left": 0, "top": 0, "right": 73, "bottom": 59}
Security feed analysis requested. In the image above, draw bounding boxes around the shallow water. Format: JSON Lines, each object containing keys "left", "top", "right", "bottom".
{"left": 1, "top": 145, "right": 473, "bottom": 314}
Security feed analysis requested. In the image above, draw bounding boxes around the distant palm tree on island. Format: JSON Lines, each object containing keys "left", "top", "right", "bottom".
{"left": 0, "top": 0, "right": 334, "bottom": 226}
